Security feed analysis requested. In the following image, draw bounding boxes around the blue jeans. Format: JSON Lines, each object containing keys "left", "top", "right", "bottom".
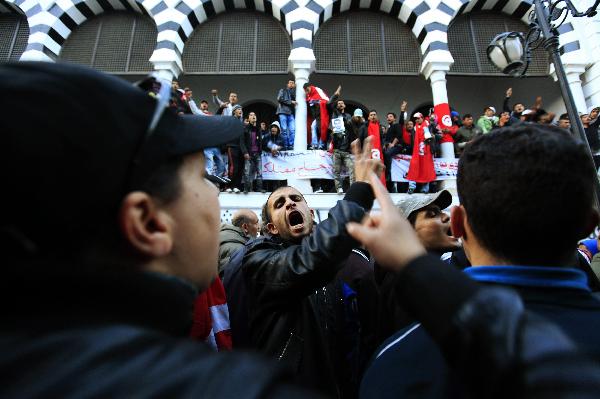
{"left": 310, "top": 120, "right": 325, "bottom": 149}
{"left": 408, "top": 181, "right": 430, "bottom": 193}
{"left": 278, "top": 114, "right": 295, "bottom": 149}
{"left": 204, "top": 147, "right": 225, "bottom": 177}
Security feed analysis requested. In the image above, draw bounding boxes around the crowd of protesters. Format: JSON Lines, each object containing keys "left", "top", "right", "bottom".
{"left": 4, "top": 62, "right": 600, "bottom": 399}
{"left": 172, "top": 80, "right": 600, "bottom": 195}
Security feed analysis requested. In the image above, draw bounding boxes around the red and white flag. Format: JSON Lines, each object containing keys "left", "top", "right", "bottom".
{"left": 190, "top": 276, "right": 232, "bottom": 351}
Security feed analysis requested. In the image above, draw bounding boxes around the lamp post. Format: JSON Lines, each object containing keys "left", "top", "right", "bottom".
{"left": 487, "top": 0, "right": 600, "bottom": 210}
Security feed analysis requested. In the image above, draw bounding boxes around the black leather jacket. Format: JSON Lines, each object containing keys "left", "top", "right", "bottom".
{"left": 0, "top": 265, "right": 305, "bottom": 398}
{"left": 242, "top": 182, "right": 374, "bottom": 396}
{"left": 391, "top": 255, "right": 600, "bottom": 398}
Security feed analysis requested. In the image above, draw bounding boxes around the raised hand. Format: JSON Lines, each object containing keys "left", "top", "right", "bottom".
{"left": 506, "top": 87, "right": 512, "bottom": 98}
{"left": 352, "top": 137, "right": 385, "bottom": 183}
{"left": 346, "top": 174, "right": 426, "bottom": 270}
{"left": 401, "top": 100, "right": 408, "bottom": 112}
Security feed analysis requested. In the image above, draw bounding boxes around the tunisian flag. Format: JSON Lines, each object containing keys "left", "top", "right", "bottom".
{"left": 305, "top": 85, "right": 330, "bottom": 143}
{"left": 367, "top": 121, "right": 386, "bottom": 186}
{"left": 406, "top": 121, "right": 436, "bottom": 183}
{"left": 190, "top": 276, "right": 232, "bottom": 351}
{"left": 434, "top": 102, "right": 457, "bottom": 143}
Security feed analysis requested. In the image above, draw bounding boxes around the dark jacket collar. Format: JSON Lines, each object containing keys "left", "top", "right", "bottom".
{"left": 2, "top": 265, "right": 198, "bottom": 336}
{"left": 464, "top": 265, "right": 590, "bottom": 292}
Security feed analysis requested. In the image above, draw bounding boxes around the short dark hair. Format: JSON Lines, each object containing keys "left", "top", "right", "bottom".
{"left": 559, "top": 113, "right": 569, "bottom": 120}
{"left": 387, "top": 112, "right": 396, "bottom": 118}
{"left": 200, "top": 100, "right": 208, "bottom": 104}
{"left": 458, "top": 124, "right": 596, "bottom": 266}
{"left": 232, "top": 213, "right": 253, "bottom": 228}
{"left": 369, "top": 110, "right": 377, "bottom": 114}
{"left": 303, "top": 83, "right": 310, "bottom": 89}
{"left": 462, "top": 114, "right": 473, "bottom": 119}
{"left": 68, "top": 154, "right": 186, "bottom": 271}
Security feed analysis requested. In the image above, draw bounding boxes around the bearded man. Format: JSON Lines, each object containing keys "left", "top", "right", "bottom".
{"left": 240, "top": 139, "right": 381, "bottom": 396}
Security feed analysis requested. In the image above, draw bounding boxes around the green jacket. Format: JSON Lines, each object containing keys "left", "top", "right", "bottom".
{"left": 218, "top": 224, "right": 248, "bottom": 275}
{"left": 476, "top": 116, "right": 498, "bottom": 134}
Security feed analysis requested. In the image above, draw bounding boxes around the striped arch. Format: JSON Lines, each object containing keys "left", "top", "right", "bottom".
{"left": 448, "top": 0, "right": 534, "bottom": 23}
{"left": 298, "top": 0, "right": 430, "bottom": 55}
{"left": 447, "top": 0, "right": 581, "bottom": 57}
{"left": 14, "top": 0, "right": 151, "bottom": 61}
{"left": 152, "top": 0, "right": 299, "bottom": 62}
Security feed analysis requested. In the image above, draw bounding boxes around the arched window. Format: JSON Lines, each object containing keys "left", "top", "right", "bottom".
{"left": 314, "top": 12, "right": 421, "bottom": 75}
{"left": 0, "top": 13, "right": 28, "bottom": 62}
{"left": 182, "top": 11, "right": 290, "bottom": 74}
{"left": 448, "top": 12, "right": 549, "bottom": 75}
{"left": 60, "top": 12, "right": 156, "bottom": 74}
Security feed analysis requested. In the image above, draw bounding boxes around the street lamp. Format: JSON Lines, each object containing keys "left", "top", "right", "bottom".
{"left": 487, "top": 0, "right": 600, "bottom": 210}
{"left": 487, "top": 32, "right": 524, "bottom": 75}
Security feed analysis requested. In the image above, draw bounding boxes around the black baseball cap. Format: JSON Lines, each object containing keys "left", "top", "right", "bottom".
{"left": 0, "top": 61, "right": 242, "bottom": 258}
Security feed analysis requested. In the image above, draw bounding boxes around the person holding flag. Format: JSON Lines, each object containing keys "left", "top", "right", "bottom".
{"left": 406, "top": 112, "right": 436, "bottom": 194}
{"left": 359, "top": 110, "right": 386, "bottom": 187}
{"left": 304, "top": 83, "right": 339, "bottom": 150}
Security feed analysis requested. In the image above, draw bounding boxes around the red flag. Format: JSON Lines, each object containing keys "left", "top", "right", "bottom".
{"left": 434, "top": 103, "right": 457, "bottom": 143}
{"left": 190, "top": 277, "right": 232, "bottom": 351}
{"left": 367, "top": 121, "right": 386, "bottom": 186}
{"left": 306, "top": 86, "right": 330, "bottom": 144}
{"left": 406, "top": 121, "right": 436, "bottom": 183}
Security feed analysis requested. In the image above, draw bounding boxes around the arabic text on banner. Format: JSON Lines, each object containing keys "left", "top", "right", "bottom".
{"left": 390, "top": 154, "right": 458, "bottom": 182}
{"left": 261, "top": 151, "right": 457, "bottom": 181}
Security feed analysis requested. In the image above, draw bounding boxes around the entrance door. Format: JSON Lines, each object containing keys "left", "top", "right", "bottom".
{"left": 243, "top": 100, "right": 277, "bottom": 126}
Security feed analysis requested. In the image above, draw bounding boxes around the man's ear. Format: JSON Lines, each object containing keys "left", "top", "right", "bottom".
{"left": 266, "top": 222, "right": 278, "bottom": 236}
{"left": 450, "top": 205, "right": 467, "bottom": 240}
{"left": 119, "top": 192, "right": 173, "bottom": 257}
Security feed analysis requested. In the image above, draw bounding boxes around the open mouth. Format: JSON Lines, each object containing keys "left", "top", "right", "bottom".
{"left": 288, "top": 210, "right": 304, "bottom": 229}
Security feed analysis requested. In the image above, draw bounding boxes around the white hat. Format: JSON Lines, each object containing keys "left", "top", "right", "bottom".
{"left": 413, "top": 112, "right": 423, "bottom": 119}
{"left": 353, "top": 108, "right": 363, "bottom": 117}
{"left": 522, "top": 109, "right": 533, "bottom": 115}
{"left": 487, "top": 106, "right": 496, "bottom": 113}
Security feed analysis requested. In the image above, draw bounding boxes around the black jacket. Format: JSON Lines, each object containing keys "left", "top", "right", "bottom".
{"left": 276, "top": 87, "right": 295, "bottom": 115}
{"left": 329, "top": 110, "right": 355, "bottom": 152}
{"left": 241, "top": 182, "right": 374, "bottom": 396}
{"left": 241, "top": 123, "right": 262, "bottom": 156}
{"left": 363, "top": 257, "right": 600, "bottom": 399}
{"left": 359, "top": 122, "right": 384, "bottom": 148}
{"left": 361, "top": 255, "right": 600, "bottom": 399}
{"left": 0, "top": 265, "right": 306, "bottom": 398}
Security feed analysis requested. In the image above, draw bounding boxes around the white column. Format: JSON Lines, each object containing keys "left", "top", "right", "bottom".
{"left": 423, "top": 62, "right": 456, "bottom": 193}
{"left": 566, "top": 69, "right": 588, "bottom": 114}
{"left": 293, "top": 66, "right": 310, "bottom": 152}
{"left": 429, "top": 70, "right": 455, "bottom": 160}
{"left": 150, "top": 48, "right": 183, "bottom": 81}
{"left": 288, "top": 47, "right": 316, "bottom": 194}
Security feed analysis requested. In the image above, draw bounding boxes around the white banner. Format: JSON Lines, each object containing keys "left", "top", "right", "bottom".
{"left": 262, "top": 150, "right": 334, "bottom": 180}
{"left": 391, "top": 154, "right": 458, "bottom": 182}
{"left": 260, "top": 151, "right": 458, "bottom": 181}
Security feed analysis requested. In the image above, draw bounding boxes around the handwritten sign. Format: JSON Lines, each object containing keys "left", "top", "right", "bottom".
{"left": 261, "top": 151, "right": 458, "bottom": 181}
{"left": 391, "top": 154, "right": 458, "bottom": 182}
{"left": 262, "top": 150, "right": 335, "bottom": 179}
